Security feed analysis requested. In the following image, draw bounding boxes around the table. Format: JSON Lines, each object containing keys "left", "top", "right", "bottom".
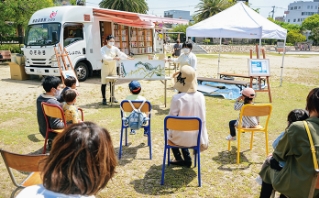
{"left": 197, "top": 77, "right": 249, "bottom": 91}
{"left": 218, "top": 72, "right": 272, "bottom": 102}
{"left": 106, "top": 76, "right": 171, "bottom": 107}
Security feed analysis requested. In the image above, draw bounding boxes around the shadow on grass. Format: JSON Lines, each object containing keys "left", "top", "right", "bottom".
{"left": 212, "top": 146, "right": 263, "bottom": 170}
{"left": 115, "top": 143, "right": 150, "bottom": 167}
{"left": 27, "top": 133, "right": 42, "bottom": 143}
{"left": 78, "top": 102, "right": 121, "bottom": 109}
{"left": 131, "top": 164, "right": 197, "bottom": 195}
{"left": 152, "top": 104, "right": 170, "bottom": 115}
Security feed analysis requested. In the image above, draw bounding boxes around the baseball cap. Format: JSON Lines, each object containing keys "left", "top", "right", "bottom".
{"left": 129, "top": 81, "right": 141, "bottom": 93}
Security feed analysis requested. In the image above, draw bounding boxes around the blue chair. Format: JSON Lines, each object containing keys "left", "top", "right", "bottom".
{"left": 119, "top": 100, "right": 152, "bottom": 160}
{"left": 161, "top": 116, "right": 202, "bottom": 187}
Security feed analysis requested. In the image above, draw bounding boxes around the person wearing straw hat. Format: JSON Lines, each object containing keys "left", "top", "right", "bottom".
{"left": 168, "top": 65, "right": 209, "bottom": 168}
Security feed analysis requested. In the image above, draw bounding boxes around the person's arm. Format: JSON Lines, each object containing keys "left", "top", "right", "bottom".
{"left": 234, "top": 96, "right": 244, "bottom": 110}
{"left": 70, "top": 106, "right": 79, "bottom": 124}
{"left": 101, "top": 47, "right": 113, "bottom": 61}
{"left": 190, "top": 53, "right": 197, "bottom": 70}
{"left": 168, "top": 96, "right": 180, "bottom": 116}
{"left": 115, "top": 47, "right": 130, "bottom": 60}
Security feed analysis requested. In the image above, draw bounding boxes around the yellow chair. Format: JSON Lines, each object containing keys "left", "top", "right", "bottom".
{"left": 0, "top": 149, "right": 48, "bottom": 198}
{"left": 228, "top": 104, "right": 272, "bottom": 164}
{"left": 41, "top": 102, "right": 84, "bottom": 153}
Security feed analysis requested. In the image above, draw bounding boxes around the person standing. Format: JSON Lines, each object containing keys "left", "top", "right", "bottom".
{"left": 100, "top": 34, "right": 133, "bottom": 105}
{"left": 173, "top": 39, "right": 182, "bottom": 57}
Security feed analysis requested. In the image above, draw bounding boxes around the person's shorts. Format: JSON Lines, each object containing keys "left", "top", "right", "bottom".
{"left": 101, "top": 60, "right": 117, "bottom": 84}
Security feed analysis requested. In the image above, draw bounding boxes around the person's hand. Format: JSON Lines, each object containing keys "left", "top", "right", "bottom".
{"left": 128, "top": 57, "right": 134, "bottom": 60}
{"left": 113, "top": 57, "right": 120, "bottom": 61}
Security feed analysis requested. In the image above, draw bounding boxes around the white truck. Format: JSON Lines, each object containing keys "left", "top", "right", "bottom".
{"left": 22, "top": 6, "right": 187, "bottom": 81}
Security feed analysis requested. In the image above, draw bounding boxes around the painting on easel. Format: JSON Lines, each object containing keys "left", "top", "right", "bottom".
{"left": 248, "top": 59, "right": 270, "bottom": 76}
{"left": 120, "top": 60, "right": 165, "bottom": 79}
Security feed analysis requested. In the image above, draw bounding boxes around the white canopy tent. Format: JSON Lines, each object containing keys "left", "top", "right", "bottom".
{"left": 186, "top": 1, "right": 288, "bottom": 86}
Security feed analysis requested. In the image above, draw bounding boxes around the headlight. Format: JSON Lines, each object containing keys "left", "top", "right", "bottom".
{"left": 50, "top": 55, "right": 57, "bottom": 62}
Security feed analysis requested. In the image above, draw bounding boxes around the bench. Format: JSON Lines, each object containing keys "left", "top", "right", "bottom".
{"left": 197, "top": 77, "right": 249, "bottom": 91}
{"left": 0, "top": 50, "right": 11, "bottom": 62}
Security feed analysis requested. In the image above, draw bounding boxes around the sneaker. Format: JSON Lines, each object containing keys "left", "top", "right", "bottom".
{"left": 130, "top": 130, "right": 136, "bottom": 135}
{"left": 255, "top": 176, "right": 262, "bottom": 185}
{"left": 102, "top": 98, "right": 107, "bottom": 105}
{"left": 226, "top": 135, "right": 236, "bottom": 141}
{"left": 143, "top": 130, "right": 148, "bottom": 137}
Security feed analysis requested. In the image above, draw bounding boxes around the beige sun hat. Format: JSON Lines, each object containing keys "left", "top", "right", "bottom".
{"left": 173, "top": 65, "right": 197, "bottom": 93}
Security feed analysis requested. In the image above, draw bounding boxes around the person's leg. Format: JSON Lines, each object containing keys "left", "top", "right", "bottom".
{"left": 181, "top": 148, "right": 192, "bottom": 168}
{"left": 259, "top": 181, "right": 274, "bottom": 198}
{"left": 109, "top": 81, "right": 118, "bottom": 103}
{"left": 229, "top": 120, "right": 237, "bottom": 137}
{"left": 171, "top": 148, "right": 184, "bottom": 166}
{"left": 101, "top": 84, "right": 107, "bottom": 105}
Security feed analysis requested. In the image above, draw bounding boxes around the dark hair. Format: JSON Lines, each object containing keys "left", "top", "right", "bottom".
{"left": 106, "top": 35, "right": 114, "bottom": 41}
{"left": 176, "top": 39, "right": 180, "bottom": 43}
{"left": 306, "top": 88, "right": 319, "bottom": 117}
{"left": 286, "top": 109, "right": 309, "bottom": 129}
{"left": 244, "top": 97, "right": 253, "bottom": 104}
{"left": 182, "top": 42, "right": 193, "bottom": 50}
{"left": 64, "top": 76, "right": 76, "bottom": 87}
{"left": 42, "top": 122, "right": 117, "bottom": 195}
{"left": 63, "top": 89, "right": 77, "bottom": 103}
{"left": 42, "top": 76, "right": 61, "bottom": 92}
{"left": 131, "top": 88, "right": 141, "bottom": 95}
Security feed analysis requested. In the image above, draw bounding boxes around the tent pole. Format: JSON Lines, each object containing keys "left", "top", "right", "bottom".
{"left": 217, "top": 37, "right": 221, "bottom": 78}
{"left": 280, "top": 38, "right": 286, "bottom": 87}
{"left": 259, "top": 38, "right": 262, "bottom": 59}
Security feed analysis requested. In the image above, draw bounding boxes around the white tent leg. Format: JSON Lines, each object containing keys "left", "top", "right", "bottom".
{"left": 280, "top": 39, "right": 286, "bottom": 87}
{"left": 217, "top": 37, "right": 221, "bottom": 78}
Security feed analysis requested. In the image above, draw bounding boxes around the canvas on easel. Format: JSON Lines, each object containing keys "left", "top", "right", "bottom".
{"left": 248, "top": 59, "right": 270, "bottom": 76}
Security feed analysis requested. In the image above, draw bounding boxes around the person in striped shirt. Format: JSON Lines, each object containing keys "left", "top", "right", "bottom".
{"left": 226, "top": 88, "right": 259, "bottom": 141}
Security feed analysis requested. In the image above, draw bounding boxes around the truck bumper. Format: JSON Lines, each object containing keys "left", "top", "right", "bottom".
{"left": 25, "top": 66, "right": 61, "bottom": 76}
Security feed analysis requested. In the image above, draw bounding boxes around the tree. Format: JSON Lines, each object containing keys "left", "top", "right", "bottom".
{"left": 0, "top": 0, "right": 54, "bottom": 42}
{"left": 194, "top": 0, "right": 230, "bottom": 22}
{"left": 309, "top": 26, "right": 319, "bottom": 44}
{"left": 286, "top": 30, "right": 306, "bottom": 44}
{"left": 168, "top": 24, "right": 191, "bottom": 42}
{"left": 99, "top": 0, "right": 148, "bottom": 14}
{"left": 302, "top": 14, "right": 319, "bottom": 31}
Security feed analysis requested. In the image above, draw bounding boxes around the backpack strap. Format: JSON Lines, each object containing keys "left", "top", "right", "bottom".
{"left": 303, "top": 121, "right": 319, "bottom": 170}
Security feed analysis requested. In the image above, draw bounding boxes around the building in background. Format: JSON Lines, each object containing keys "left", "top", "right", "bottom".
{"left": 275, "top": 16, "right": 285, "bottom": 22}
{"left": 164, "top": 10, "right": 191, "bottom": 21}
{"left": 285, "top": 0, "right": 319, "bottom": 25}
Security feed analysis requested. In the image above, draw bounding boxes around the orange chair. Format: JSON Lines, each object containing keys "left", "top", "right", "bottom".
{"left": 0, "top": 149, "right": 48, "bottom": 198}
{"left": 41, "top": 102, "right": 84, "bottom": 153}
{"left": 227, "top": 104, "right": 272, "bottom": 164}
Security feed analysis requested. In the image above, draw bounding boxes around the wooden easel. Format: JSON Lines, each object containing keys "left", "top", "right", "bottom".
{"left": 54, "top": 44, "right": 79, "bottom": 86}
{"left": 249, "top": 45, "right": 272, "bottom": 102}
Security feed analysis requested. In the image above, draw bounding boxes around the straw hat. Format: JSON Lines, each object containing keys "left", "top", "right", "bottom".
{"left": 173, "top": 65, "right": 197, "bottom": 93}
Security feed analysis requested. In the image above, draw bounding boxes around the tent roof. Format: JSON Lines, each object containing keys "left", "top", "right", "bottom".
{"left": 93, "top": 8, "right": 188, "bottom": 28}
{"left": 186, "top": 2, "right": 287, "bottom": 39}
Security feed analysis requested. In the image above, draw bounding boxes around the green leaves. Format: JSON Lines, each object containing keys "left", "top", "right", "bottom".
{"left": 99, "top": 0, "right": 148, "bottom": 14}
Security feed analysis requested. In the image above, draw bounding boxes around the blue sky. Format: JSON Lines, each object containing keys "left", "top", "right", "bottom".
{"left": 86, "top": 0, "right": 313, "bottom": 18}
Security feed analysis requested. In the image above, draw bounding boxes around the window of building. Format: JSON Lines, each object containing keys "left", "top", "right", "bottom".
{"left": 298, "top": 6, "right": 301, "bottom": 9}
{"left": 315, "top": 6, "right": 318, "bottom": 9}
{"left": 307, "top": 5, "right": 310, "bottom": 9}
{"left": 297, "top": 18, "right": 300, "bottom": 22}
{"left": 294, "top": 6, "right": 297, "bottom": 9}
{"left": 293, "top": 19, "right": 296, "bottom": 22}
{"left": 311, "top": 5, "right": 313, "bottom": 9}
{"left": 288, "top": 19, "right": 290, "bottom": 22}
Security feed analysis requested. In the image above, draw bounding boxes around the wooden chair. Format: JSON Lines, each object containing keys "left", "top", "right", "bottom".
{"left": 119, "top": 100, "right": 152, "bottom": 159}
{"left": 41, "top": 102, "right": 84, "bottom": 153}
{"left": 0, "top": 149, "right": 48, "bottom": 198}
{"left": 227, "top": 104, "right": 272, "bottom": 164}
{"left": 161, "top": 116, "right": 202, "bottom": 187}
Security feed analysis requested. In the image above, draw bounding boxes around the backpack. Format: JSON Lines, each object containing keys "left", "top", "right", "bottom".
{"left": 121, "top": 100, "right": 148, "bottom": 130}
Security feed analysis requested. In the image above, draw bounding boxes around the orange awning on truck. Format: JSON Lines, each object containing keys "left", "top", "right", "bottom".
{"left": 93, "top": 8, "right": 188, "bottom": 28}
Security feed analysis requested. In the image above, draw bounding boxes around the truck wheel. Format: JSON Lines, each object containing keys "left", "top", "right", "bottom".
{"left": 75, "top": 62, "right": 88, "bottom": 82}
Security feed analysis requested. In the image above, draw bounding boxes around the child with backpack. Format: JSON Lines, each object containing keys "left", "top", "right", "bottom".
{"left": 226, "top": 87, "right": 259, "bottom": 141}
{"left": 124, "top": 81, "right": 147, "bottom": 135}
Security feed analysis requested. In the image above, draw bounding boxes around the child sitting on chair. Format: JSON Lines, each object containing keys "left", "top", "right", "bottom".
{"left": 58, "top": 76, "right": 77, "bottom": 103}
{"left": 63, "top": 89, "right": 81, "bottom": 124}
{"left": 226, "top": 87, "right": 259, "bottom": 141}
{"left": 125, "top": 81, "right": 146, "bottom": 135}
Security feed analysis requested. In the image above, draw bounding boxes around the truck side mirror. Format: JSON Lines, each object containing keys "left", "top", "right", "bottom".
{"left": 52, "top": 31, "right": 58, "bottom": 43}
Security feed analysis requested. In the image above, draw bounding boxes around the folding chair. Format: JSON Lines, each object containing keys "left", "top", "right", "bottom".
{"left": 0, "top": 149, "right": 48, "bottom": 198}
{"left": 227, "top": 104, "right": 272, "bottom": 164}
{"left": 161, "top": 116, "right": 202, "bottom": 187}
{"left": 41, "top": 102, "right": 84, "bottom": 154}
{"left": 119, "top": 100, "right": 152, "bottom": 159}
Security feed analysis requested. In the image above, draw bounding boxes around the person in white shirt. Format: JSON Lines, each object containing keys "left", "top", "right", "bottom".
{"left": 170, "top": 42, "right": 197, "bottom": 71}
{"left": 16, "top": 122, "right": 117, "bottom": 198}
{"left": 168, "top": 65, "right": 209, "bottom": 168}
{"left": 100, "top": 34, "right": 133, "bottom": 105}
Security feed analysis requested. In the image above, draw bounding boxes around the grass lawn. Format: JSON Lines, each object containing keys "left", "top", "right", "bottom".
{"left": 0, "top": 54, "right": 318, "bottom": 197}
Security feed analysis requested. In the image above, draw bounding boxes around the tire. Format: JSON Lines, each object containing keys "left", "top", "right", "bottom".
{"left": 74, "top": 62, "right": 88, "bottom": 82}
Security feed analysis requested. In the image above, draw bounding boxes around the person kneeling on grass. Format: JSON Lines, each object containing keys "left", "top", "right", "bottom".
{"left": 168, "top": 65, "right": 209, "bottom": 168}
{"left": 226, "top": 87, "right": 259, "bottom": 141}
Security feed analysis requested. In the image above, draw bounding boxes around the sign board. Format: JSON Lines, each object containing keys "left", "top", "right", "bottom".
{"left": 248, "top": 59, "right": 270, "bottom": 76}
{"left": 120, "top": 60, "right": 165, "bottom": 79}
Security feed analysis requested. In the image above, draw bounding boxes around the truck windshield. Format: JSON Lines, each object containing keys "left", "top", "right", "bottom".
{"left": 25, "top": 23, "right": 61, "bottom": 46}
